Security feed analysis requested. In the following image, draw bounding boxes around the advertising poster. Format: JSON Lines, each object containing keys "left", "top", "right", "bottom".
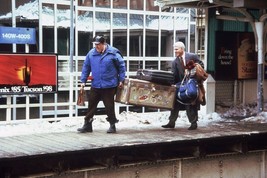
{"left": 0, "top": 54, "right": 57, "bottom": 94}
{"left": 215, "top": 31, "right": 237, "bottom": 80}
{"left": 237, "top": 33, "right": 257, "bottom": 79}
{"left": 215, "top": 31, "right": 257, "bottom": 80}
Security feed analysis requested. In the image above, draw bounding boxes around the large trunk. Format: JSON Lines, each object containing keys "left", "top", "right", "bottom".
{"left": 115, "top": 78, "right": 176, "bottom": 110}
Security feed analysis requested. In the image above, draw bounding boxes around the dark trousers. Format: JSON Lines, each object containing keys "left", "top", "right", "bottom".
{"left": 169, "top": 100, "right": 198, "bottom": 124}
{"left": 84, "top": 87, "right": 117, "bottom": 123}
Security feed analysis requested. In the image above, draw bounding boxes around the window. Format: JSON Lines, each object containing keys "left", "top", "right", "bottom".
{"left": 96, "top": 0, "right": 110, "bottom": 8}
{"left": 146, "top": 0, "right": 159, "bottom": 11}
{"left": 113, "top": 0, "right": 127, "bottom": 9}
{"left": 130, "top": 0, "right": 143, "bottom": 10}
{"left": 43, "top": 28, "right": 55, "bottom": 53}
{"left": 78, "top": 31, "right": 93, "bottom": 56}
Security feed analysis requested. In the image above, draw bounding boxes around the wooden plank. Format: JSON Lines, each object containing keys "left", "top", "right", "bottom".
{"left": 31, "top": 134, "right": 78, "bottom": 152}
{"left": 8, "top": 135, "right": 62, "bottom": 154}
{"left": 0, "top": 138, "right": 34, "bottom": 157}
{"left": 0, "top": 122, "right": 266, "bottom": 160}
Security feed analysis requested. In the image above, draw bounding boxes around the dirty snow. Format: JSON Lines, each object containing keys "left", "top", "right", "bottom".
{"left": 1, "top": 103, "right": 267, "bottom": 137}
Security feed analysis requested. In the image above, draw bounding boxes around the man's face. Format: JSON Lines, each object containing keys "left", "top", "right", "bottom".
{"left": 174, "top": 46, "right": 184, "bottom": 57}
{"left": 94, "top": 43, "right": 105, "bottom": 53}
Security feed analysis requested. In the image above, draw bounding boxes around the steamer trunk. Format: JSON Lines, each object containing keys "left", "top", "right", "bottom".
{"left": 115, "top": 78, "right": 176, "bottom": 109}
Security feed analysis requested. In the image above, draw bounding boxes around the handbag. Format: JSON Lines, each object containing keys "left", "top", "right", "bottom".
{"left": 77, "top": 87, "right": 86, "bottom": 106}
{"left": 176, "top": 73, "right": 198, "bottom": 105}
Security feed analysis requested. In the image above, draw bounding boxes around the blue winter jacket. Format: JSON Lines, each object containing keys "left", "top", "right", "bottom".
{"left": 81, "top": 44, "right": 126, "bottom": 88}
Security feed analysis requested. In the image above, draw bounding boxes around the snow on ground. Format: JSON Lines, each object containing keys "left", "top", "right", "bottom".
{"left": 1, "top": 103, "right": 267, "bottom": 138}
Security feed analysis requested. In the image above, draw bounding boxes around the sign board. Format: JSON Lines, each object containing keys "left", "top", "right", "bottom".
{"left": 215, "top": 31, "right": 237, "bottom": 80}
{"left": 237, "top": 32, "right": 257, "bottom": 79}
{"left": 0, "top": 27, "right": 36, "bottom": 44}
{"left": 215, "top": 31, "right": 257, "bottom": 80}
{"left": 0, "top": 54, "right": 57, "bottom": 95}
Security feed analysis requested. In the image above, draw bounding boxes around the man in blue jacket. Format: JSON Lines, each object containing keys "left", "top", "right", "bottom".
{"left": 162, "top": 41, "right": 204, "bottom": 130}
{"left": 78, "top": 35, "right": 126, "bottom": 133}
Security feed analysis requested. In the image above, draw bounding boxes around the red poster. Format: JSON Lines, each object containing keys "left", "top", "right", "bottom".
{"left": 0, "top": 53, "right": 57, "bottom": 94}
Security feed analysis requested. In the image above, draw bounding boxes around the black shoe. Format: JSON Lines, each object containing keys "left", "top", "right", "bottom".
{"left": 161, "top": 121, "right": 175, "bottom": 129}
{"left": 188, "top": 122, "right": 197, "bottom": 130}
{"left": 107, "top": 124, "right": 116, "bottom": 133}
{"left": 77, "top": 119, "right": 93, "bottom": 133}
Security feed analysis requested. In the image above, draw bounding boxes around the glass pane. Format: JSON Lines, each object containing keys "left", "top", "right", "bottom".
{"left": 130, "top": 14, "right": 143, "bottom": 28}
{"left": 130, "top": 32, "right": 143, "bottom": 56}
{"left": 113, "top": 13, "right": 127, "bottom": 55}
{"left": 113, "top": 13, "right": 127, "bottom": 29}
{"left": 77, "top": 10, "right": 93, "bottom": 31}
{"left": 43, "top": 28, "right": 54, "bottom": 53}
{"left": 78, "top": 31, "right": 93, "bottom": 56}
{"left": 129, "top": 60, "right": 143, "bottom": 71}
{"left": 0, "top": 108, "right": 6, "bottom": 121}
{"left": 146, "top": 15, "right": 159, "bottom": 57}
{"left": 113, "top": 33, "right": 127, "bottom": 56}
{"left": 113, "top": 0, "right": 127, "bottom": 9}
{"left": 161, "top": 16, "right": 174, "bottom": 57}
{"left": 57, "top": 4, "right": 70, "bottom": 28}
{"left": 58, "top": 28, "right": 70, "bottom": 55}
{"left": 130, "top": 0, "right": 143, "bottom": 10}
{"left": 160, "top": 61, "right": 172, "bottom": 71}
{"left": 145, "top": 61, "right": 158, "bottom": 69}
{"left": 0, "top": 0, "right": 11, "bottom": 16}
{"left": 161, "top": 6, "right": 174, "bottom": 12}
{"left": 146, "top": 15, "right": 158, "bottom": 29}
{"left": 175, "top": 32, "right": 186, "bottom": 47}
{"left": 96, "top": 0, "right": 110, "bottom": 8}
{"left": 130, "top": 14, "right": 143, "bottom": 56}
{"left": 146, "top": 0, "right": 159, "bottom": 11}
{"left": 161, "top": 16, "right": 173, "bottom": 31}
{"left": 190, "top": 8, "right": 196, "bottom": 22}
{"left": 42, "top": 3, "right": 54, "bottom": 27}
{"left": 145, "top": 34, "right": 158, "bottom": 57}
{"left": 79, "top": 0, "right": 93, "bottom": 7}
{"left": 176, "top": 7, "right": 189, "bottom": 13}
{"left": 15, "top": 0, "right": 38, "bottom": 31}
{"left": 174, "top": 16, "right": 188, "bottom": 31}
{"left": 78, "top": 60, "right": 84, "bottom": 72}
{"left": 95, "top": 12, "right": 110, "bottom": 31}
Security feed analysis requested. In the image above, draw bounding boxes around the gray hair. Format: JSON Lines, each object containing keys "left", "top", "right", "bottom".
{"left": 173, "top": 41, "right": 185, "bottom": 49}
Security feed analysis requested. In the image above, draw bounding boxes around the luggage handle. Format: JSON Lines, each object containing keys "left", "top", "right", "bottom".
{"left": 139, "top": 71, "right": 145, "bottom": 76}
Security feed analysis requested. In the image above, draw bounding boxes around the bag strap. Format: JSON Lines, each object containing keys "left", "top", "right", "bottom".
{"left": 181, "top": 70, "right": 190, "bottom": 84}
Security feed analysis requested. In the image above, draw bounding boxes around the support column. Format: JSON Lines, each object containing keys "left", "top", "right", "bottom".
{"left": 255, "top": 22, "right": 264, "bottom": 113}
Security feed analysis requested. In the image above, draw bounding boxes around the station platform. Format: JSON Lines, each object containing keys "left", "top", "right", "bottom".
{"left": 0, "top": 120, "right": 267, "bottom": 177}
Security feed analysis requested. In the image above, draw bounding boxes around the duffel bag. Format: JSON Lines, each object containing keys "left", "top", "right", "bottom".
{"left": 176, "top": 77, "right": 198, "bottom": 105}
